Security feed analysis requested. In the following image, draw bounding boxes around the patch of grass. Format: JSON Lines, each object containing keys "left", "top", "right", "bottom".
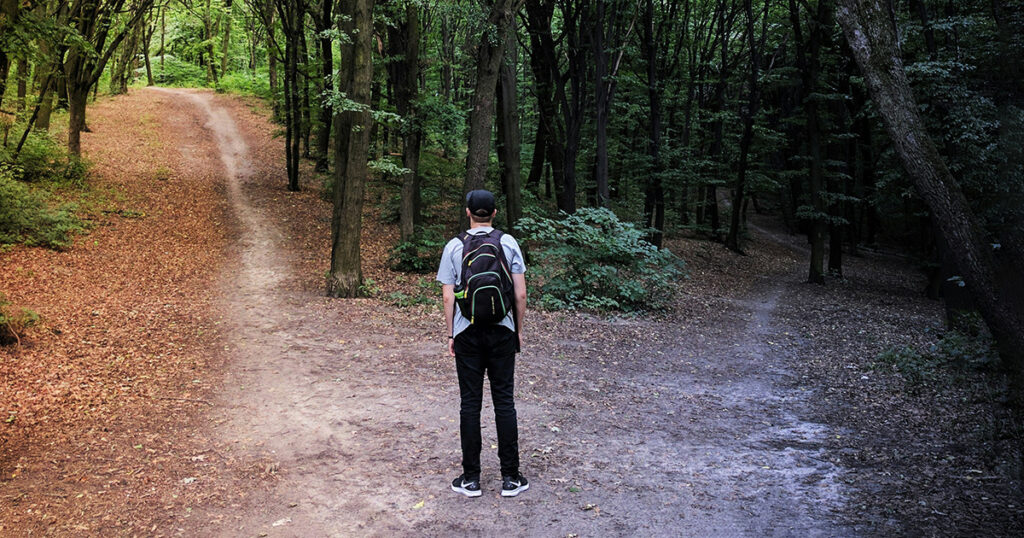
{"left": 0, "top": 293, "right": 40, "bottom": 346}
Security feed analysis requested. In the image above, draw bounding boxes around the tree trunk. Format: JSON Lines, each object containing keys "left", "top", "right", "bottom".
{"left": 496, "top": 20, "right": 522, "bottom": 232}
{"left": 220, "top": 0, "right": 234, "bottom": 75}
{"left": 143, "top": 18, "right": 155, "bottom": 86}
{"left": 37, "top": 75, "right": 55, "bottom": 130}
{"left": 592, "top": 0, "right": 610, "bottom": 207}
{"left": 313, "top": 0, "right": 333, "bottom": 173}
{"left": 726, "top": 0, "right": 763, "bottom": 252}
{"left": 836, "top": 0, "right": 1024, "bottom": 398}
{"left": 463, "top": 0, "right": 516, "bottom": 195}
{"left": 642, "top": 0, "right": 664, "bottom": 248}
{"left": 526, "top": 118, "right": 546, "bottom": 192}
{"left": 524, "top": 0, "right": 566, "bottom": 206}
{"left": 68, "top": 87, "right": 89, "bottom": 155}
{"left": 386, "top": 0, "right": 422, "bottom": 242}
{"left": 299, "top": 23, "right": 311, "bottom": 158}
{"left": 328, "top": 0, "right": 375, "bottom": 298}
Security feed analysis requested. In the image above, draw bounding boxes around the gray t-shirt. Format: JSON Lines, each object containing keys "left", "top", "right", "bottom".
{"left": 436, "top": 227, "right": 526, "bottom": 338}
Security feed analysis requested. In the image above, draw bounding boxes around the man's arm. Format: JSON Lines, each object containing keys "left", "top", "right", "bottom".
{"left": 443, "top": 284, "right": 456, "bottom": 356}
{"left": 512, "top": 273, "right": 527, "bottom": 349}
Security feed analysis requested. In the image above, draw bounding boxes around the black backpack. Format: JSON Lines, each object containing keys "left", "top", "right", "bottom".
{"left": 454, "top": 229, "right": 515, "bottom": 325}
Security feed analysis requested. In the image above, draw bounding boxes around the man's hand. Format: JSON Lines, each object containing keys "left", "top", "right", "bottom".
{"left": 518, "top": 332, "right": 523, "bottom": 351}
{"left": 448, "top": 338, "right": 455, "bottom": 357}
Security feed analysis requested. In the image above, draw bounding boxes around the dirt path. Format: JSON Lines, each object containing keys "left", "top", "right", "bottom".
{"left": 139, "top": 89, "right": 854, "bottom": 536}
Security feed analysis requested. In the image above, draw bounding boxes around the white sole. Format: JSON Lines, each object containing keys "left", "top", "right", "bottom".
{"left": 451, "top": 484, "right": 482, "bottom": 497}
{"left": 501, "top": 482, "right": 529, "bottom": 497}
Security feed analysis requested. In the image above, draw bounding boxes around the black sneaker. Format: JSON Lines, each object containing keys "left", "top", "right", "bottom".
{"left": 501, "top": 474, "right": 529, "bottom": 497}
{"left": 451, "top": 475, "right": 482, "bottom": 497}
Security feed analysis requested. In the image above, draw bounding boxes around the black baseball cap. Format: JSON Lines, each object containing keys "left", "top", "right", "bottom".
{"left": 466, "top": 189, "right": 496, "bottom": 216}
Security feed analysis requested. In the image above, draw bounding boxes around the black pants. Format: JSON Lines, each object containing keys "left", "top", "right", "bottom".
{"left": 453, "top": 325, "right": 519, "bottom": 481}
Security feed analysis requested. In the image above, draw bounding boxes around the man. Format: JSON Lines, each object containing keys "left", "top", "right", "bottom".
{"left": 437, "top": 189, "right": 529, "bottom": 498}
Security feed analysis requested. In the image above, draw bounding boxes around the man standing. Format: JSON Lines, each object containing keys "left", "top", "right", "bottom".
{"left": 437, "top": 190, "right": 529, "bottom": 498}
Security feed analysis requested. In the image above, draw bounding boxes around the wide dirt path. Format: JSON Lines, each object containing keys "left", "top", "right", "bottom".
{"left": 147, "top": 89, "right": 852, "bottom": 536}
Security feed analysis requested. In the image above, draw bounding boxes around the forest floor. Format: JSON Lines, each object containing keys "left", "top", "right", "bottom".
{"left": 1, "top": 88, "right": 1022, "bottom": 537}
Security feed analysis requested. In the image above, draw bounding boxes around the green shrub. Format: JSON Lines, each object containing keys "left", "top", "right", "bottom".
{"left": 0, "top": 130, "right": 88, "bottom": 186}
{"left": 0, "top": 167, "right": 85, "bottom": 249}
{"left": 150, "top": 56, "right": 206, "bottom": 87}
{"left": 387, "top": 278, "right": 440, "bottom": 308}
{"left": 0, "top": 293, "right": 40, "bottom": 346}
{"left": 219, "top": 69, "right": 273, "bottom": 99}
{"left": 517, "top": 207, "right": 686, "bottom": 312}
{"left": 390, "top": 225, "right": 447, "bottom": 273}
{"left": 875, "top": 327, "right": 999, "bottom": 387}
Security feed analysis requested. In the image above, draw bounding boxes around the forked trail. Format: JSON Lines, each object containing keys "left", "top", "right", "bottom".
{"left": 162, "top": 88, "right": 849, "bottom": 536}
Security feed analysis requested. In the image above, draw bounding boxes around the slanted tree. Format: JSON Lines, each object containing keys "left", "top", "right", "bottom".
{"left": 836, "top": 0, "right": 1024, "bottom": 399}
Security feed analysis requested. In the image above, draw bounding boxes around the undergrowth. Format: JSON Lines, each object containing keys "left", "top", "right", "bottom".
{"left": 0, "top": 293, "right": 40, "bottom": 346}
{"left": 874, "top": 321, "right": 1000, "bottom": 388}
{"left": 517, "top": 207, "right": 686, "bottom": 312}
{"left": 0, "top": 130, "right": 90, "bottom": 249}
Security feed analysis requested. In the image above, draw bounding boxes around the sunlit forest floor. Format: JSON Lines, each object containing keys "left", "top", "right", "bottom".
{"left": 1, "top": 89, "right": 1021, "bottom": 536}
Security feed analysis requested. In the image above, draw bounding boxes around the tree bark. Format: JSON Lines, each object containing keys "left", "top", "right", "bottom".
{"left": 311, "top": 0, "right": 333, "bottom": 172}
{"left": 496, "top": 19, "right": 522, "bottom": 232}
{"left": 63, "top": 0, "right": 155, "bottom": 155}
{"left": 327, "top": 0, "right": 374, "bottom": 297}
{"left": 462, "top": 0, "right": 518, "bottom": 210}
{"left": 220, "top": 0, "right": 234, "bottom": 75}
{"left": 386, "top": 0, "right": 423, "bottom": 242}
{"left": 641, "top": 0, "right": 664, "bottom": 248}
{"left": 836, "top": 0, "right": 1024, "bottom": 398}
{"left": 726, "top": 0, "right": 763, "bottom": 252}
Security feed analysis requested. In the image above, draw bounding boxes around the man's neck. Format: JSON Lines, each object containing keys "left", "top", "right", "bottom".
{"left": 468, "top": 221, "right": 493, "bottom": 230}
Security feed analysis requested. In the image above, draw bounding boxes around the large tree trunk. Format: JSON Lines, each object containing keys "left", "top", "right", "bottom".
{"left": 836, "top": 0, "right": 1024, "bottom": 398}
{"left": 327, "top": 0, "right": 374, "bottom": 297}
{"left": 67, "top": 87, "right": 89, "bottom": 155}
{"left": 36, "top": 76, "right": 55, "bottom": 130}
{"left": 496, "top": 19, "right": 522, "bottom": 232}
{"left": 462, "top": 0, "right": 517, "bottom": 206}
{"left": 0, "top": 0, "right": 20, "bottom": 112}
{"left": 524, "top": 0, "right": 566, "bottom": 205}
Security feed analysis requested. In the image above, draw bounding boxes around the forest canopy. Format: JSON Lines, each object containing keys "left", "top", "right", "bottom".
{"left": 1, "top": 0, "right": 1022, "bottom": 388}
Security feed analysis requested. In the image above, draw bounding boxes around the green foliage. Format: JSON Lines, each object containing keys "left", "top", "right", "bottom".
{"left": 0, "top": 131, "right": 89, "bottom": 249}
{"left": 0, "top": 169, "right": 84, "bottom": 249}
{"left": 389, "top": 226, "right": 446, "bottom": 273}
{"left": 875, "top": 327, "right": 999, "bottom": 387}
{"left": 386, "top": 277, "right": 441, "bottom": 308}
{"left": 150, "top": 56, "right": 207, "bottom": 87}
{"left": 219, "top": 69, "right": 273, "bottom": 98}
{"left": 2, "top": 131, "right": 88, "bottom": 186}
{"left": 417, "top": 94, "right": 465, "bottom": 156}
{"left": 0, "top": 293, "right": 40, "bottom": 346}
{"left": 517, "top": 208, "right": 685, "bottom": 312}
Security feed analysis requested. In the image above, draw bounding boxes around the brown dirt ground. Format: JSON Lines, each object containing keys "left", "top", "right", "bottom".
{"left": 2, "top": 88, "right": 1021, "bottom": 537}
